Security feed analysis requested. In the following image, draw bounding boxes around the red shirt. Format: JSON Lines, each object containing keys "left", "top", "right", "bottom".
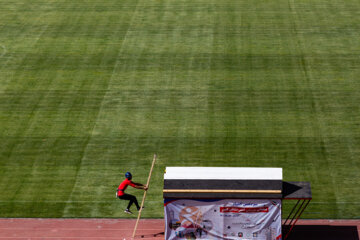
{"left": 117, "top": 179, "right": 136, "bottom": 196}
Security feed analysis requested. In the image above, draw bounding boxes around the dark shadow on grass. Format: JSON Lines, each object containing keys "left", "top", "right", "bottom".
{"left": 285, "top": 225, "right": 359, "bottom": 240}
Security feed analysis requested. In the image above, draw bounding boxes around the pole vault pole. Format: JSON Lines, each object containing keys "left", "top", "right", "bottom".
{"left": 132, "top": 154, "right": 157, "bottom": 239}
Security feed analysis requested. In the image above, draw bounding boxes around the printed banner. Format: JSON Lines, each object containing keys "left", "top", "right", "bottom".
{"left": 164, "top": 199, "right": 281, "bottom": 240}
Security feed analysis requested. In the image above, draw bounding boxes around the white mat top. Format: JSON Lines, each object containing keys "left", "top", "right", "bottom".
{"left": 164, "top": 167, "right": 282, "bottom": 180}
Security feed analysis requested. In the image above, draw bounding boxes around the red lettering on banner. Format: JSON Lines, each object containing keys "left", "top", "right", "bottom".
{"left": 220, "top": 206, "right": 269, "bottom": 213}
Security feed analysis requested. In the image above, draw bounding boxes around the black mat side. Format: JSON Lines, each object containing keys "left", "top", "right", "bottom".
{"left": 282, "top": 181, "right": 312, "bottom": 199}
{"left": 163, "top": 192, "right": 283, "bottom": 199}
{"left": 164, "top": 179, "right": 282, "bottom": 190}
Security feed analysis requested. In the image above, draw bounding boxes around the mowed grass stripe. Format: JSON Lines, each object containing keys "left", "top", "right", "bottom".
{"left": 61, "top": 0, "right": 144, "bottom": 217}
{"left": 288, "top": 0, "right": 359, "bottom": 215}
{"left": 60, "top": 0, "right": 142, "bottom": 217}
{"left": 0, "top": 0, "right": 141, "bottom": 217}
{"left": 61, "top": 0, "right": 218, "bottom": 218}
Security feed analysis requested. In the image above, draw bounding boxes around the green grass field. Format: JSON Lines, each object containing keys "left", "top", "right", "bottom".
{"left": 0, "top": 0, "right": 359, "bottom": 219}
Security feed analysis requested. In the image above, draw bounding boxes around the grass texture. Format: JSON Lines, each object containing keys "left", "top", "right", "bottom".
{"left": 0, "top": 0, "right": 359, "bottom": 218}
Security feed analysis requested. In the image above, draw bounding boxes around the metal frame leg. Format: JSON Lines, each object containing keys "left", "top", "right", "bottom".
{"left": 283, "top": 199, "right": 311, "bottom": 240}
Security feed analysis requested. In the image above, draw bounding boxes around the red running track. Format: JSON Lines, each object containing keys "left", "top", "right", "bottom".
{"left": 0, "top": 218, "right": 359, "bottom": 240}
{"left": 0, "top": 219, "right": 164, "bottom": 240}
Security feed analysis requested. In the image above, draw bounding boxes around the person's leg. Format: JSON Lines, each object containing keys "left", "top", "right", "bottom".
{"left": 119, "top": 194, "right": 139, "bottom": 210}
{"left": 127, "top": 194, "right": 140, "bottom": 210}
{"left": 133, "top": 195, "right": 140, "bottom": 210}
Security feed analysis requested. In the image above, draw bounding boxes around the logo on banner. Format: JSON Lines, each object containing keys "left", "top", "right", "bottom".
{"left": 220, "top": 206, "right": 269, "bottom": 213}
{"left": 179, "top": 206, "right": 203, "bottom": 228}
{"left": 170, "top": 206, "right": 212, "bottom": 238}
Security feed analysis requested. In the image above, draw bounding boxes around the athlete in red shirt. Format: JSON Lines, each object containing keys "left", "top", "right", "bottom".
{"left": 117, "top": 172, "right": 148, "bottom": 214}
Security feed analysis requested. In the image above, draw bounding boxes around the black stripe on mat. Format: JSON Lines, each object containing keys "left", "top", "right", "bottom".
{"left": 164, "top": 179, "right": 282, "bottom": 191}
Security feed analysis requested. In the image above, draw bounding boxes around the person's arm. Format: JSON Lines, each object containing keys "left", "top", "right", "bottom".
{"left": 132, "top": 182, "right": 148, "bottom": 190}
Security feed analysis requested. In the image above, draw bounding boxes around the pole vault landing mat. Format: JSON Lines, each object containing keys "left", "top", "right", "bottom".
{"left": 0, "top": 218, "right": 358, "bottom": 240}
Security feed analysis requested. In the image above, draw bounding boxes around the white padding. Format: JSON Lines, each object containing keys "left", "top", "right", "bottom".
{"left": 164, "top": 167, "right": 282, "bottom": 180}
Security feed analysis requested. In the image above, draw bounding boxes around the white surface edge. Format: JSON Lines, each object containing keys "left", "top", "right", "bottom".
{"left": 164, "top": 167, "right": 283, "bottom": 180}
